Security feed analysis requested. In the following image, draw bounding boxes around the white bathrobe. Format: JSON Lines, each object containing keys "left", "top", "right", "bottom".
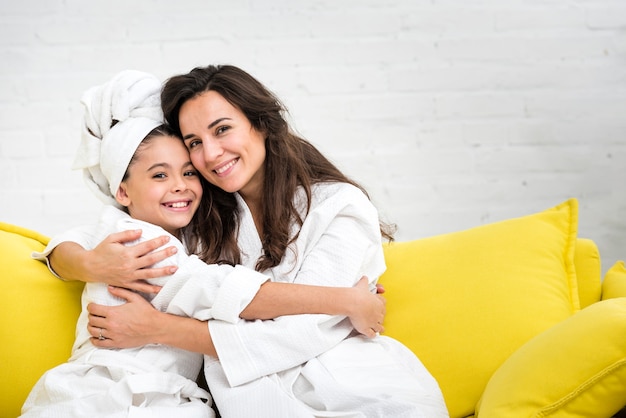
{"left": 21, "top": 205, "right": 268, "bottom": 418}
{"left": 205, "top": 182, "right": 449, "bottom": 418}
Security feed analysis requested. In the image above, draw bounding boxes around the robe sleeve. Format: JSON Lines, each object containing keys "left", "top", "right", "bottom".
{"left": 209, "top": 184, "right": 387, "bottom": 387}
{"left": 114, "top": 217, "right": 270, "bottom": 324}
{"left": 31, "top": 224, "right": 101, "bottom": 279}
{"left": 32, "top": 208, "right": 269, "bottom": 324}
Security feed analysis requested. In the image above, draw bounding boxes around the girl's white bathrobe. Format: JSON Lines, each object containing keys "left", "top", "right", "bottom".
{"left": 205, "top": 182, "right": 449, "bottom": 418}
{"left": 21, "top": 205, "right": 268, "bottom": 418}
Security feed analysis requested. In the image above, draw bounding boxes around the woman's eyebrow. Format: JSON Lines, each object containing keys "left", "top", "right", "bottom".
{"left": 182, "top": 117, "right": 232, "bottom": 141}
{"left": 208, "top": 117, "right": 231, "bottom": 129}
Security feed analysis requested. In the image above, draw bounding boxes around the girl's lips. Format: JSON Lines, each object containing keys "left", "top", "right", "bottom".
{"left": 214, "top": 158, "right": 238, "bottom": 176}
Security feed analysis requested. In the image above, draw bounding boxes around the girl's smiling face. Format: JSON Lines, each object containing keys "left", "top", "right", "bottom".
{"left": 115, "top": 134, "right": 202, "bottom": 237}
{"left": 178, "top": 90, "right": 266, "bottom": 203}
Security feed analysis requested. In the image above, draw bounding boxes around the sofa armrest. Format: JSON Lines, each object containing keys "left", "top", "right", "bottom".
{"left": 603, "top": 261, "right": 626, "bottom": 300}
{"left": 574, "top": 238, "right": 602, "bottom": 308}
{"left": 0, "top": 222, "right": 84, "bottom": 417}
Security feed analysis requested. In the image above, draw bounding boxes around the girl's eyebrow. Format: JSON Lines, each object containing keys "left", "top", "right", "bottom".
{"left": 147, "top": 162, "right": 170, "bottom": 171}
{"left": 148, "top": 161, "right": 194, "bottom": 171}
{"left": 183, "top": 117, "right": 232, "bottom": 141}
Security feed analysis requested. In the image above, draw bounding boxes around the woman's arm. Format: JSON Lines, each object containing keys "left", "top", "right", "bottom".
{"left": 49, "top": 230, "right": 176, "bottom": 294}
{"left": 88, "top": 279, "right": 383, "bottom": 354}
{"left": 50, "top": 225, "right": 386, "bottom": 332}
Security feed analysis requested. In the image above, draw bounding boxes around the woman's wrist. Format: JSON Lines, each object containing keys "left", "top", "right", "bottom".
{"left": 48, "top": 242, "right": 92, "bottom": 283}
{"left": 154, "top": 313, "right": 218, "bottom": 357}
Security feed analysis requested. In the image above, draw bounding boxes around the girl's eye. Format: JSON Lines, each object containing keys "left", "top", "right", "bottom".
{"left": 184, "top": 170, "right": 198, "bottom": 177}
{"left": 153, "top": 173, "right": 166, "bottom": 179}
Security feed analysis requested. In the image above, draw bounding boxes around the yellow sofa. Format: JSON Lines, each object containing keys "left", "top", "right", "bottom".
{"left": 2, "top": 198, "right": 626, "bottom": 418}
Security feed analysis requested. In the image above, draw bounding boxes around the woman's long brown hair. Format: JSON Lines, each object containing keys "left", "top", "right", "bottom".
{"left": 162, "top": 65, "right": 394, "bottom": 270}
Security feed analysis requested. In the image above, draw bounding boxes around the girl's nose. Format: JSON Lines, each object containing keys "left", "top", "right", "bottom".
{"left": 172, "top": 176, "right": 187, "bottom": 193}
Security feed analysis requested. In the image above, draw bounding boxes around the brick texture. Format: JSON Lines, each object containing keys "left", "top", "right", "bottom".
{"left": 1, "top": 0, "right": 624, "bottom": 274}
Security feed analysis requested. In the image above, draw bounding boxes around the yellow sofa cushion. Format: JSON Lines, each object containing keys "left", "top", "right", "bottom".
{"left": 602, "top": 261, "right": 626, "bottom": 300}
{"left": 380, "top": 199, "right": 580, "bottom": 418}
{"left": 0, "top": 222, "right": 84, "bottom": 418}
{"left": 475, "top": 298, "right": 626, "bottom": 417}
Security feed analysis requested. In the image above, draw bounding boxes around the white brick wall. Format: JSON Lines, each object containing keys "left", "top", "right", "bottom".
{"left": 1, "top": 0, "right": 625, "bottom": 274}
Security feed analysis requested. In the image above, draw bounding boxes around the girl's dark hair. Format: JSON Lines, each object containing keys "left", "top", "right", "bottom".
{"left": 162, "top": 65, "right": 394, "bottom": 270}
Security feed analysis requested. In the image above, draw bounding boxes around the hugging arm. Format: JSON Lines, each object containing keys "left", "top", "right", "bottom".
{"left": 46, "top": 229, "right": 385, "bottom": 353}
{"left": 88, "top": 276, "right": 382, "bottom": 357}
{"left": 48, "top": 229, "right": 175, "bottom": 294}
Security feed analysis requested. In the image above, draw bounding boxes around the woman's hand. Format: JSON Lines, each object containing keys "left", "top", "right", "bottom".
{"left": 81, "top": 230, "right": 178, "bottom": 293}
{"left": 88, "top": 286, "right": 219, "bottom": 357}
{"left": 87, "top": 286, "right": 165, "bottom": 348}
{"left": 347, "top": 277, "right": 386, "bottom": 338}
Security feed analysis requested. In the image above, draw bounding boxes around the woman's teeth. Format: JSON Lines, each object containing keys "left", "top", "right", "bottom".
{"left": 215, "top": 159, "right": 237, "bottom": 174}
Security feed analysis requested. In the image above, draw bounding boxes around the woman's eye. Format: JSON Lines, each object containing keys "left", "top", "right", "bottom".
{"left": 216, "top": 125, "right": 230, "bottom": 135}
{"left": 188, "top": 139, "right": 201, "bottom": 149}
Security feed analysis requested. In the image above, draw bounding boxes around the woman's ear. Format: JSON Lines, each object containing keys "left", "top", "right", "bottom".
{"left": 115, "top": 183, "right": 131, "bottom": 207}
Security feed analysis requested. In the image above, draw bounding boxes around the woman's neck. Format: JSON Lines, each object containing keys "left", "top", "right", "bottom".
{"left": 240, "top": 193, "right": 263, "bottom": 237}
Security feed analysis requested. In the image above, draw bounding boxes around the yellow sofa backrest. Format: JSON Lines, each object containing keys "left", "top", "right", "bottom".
{"left": 0, "top": 204, "right": 604, "bottom": 417}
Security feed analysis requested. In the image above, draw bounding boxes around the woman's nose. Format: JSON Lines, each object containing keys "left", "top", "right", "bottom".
{"left": 202, "top": 138, "right": 224, "bottom": 162}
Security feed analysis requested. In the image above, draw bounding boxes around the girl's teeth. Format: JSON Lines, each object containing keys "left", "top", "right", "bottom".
{"left": 169, "top": 202, "right": 188, "bottom": 208}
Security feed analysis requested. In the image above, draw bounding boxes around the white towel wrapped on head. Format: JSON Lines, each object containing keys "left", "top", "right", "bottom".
{"left": 72, "top": 70, "right": 164, "bottom": 208}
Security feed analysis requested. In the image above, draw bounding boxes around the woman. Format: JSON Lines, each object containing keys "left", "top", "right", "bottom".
{"left": 50, "top": 65, "right": 448, "bottom": 417}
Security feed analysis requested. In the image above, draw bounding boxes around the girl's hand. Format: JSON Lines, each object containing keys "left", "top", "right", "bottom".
{"left": 87, "top": 286, "right": 165, "bottom": 348}
{"left": 347, "top": 277, "right": 386, "bottom": 338}
{"left": 87, "top": 230, "right": 177, "bottom": 293}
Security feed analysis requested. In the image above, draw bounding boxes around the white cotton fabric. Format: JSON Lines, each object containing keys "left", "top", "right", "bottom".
{"left": 205, "top": 182, "right": 449, "bottom": 418}
{"left": 72, "top": 70, "right": 163, "bottom": 208}
{"left": 22, "top": 205, "right": 269, "bottom": 418}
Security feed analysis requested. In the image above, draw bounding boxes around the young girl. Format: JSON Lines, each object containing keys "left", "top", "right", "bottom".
{"left": 21, "top": 70, "right": 269, "bottom": 417}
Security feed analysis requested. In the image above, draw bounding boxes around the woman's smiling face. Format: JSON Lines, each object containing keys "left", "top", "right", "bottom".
{"left": 179, "top": 90, "right": 266, "bottom": 202}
